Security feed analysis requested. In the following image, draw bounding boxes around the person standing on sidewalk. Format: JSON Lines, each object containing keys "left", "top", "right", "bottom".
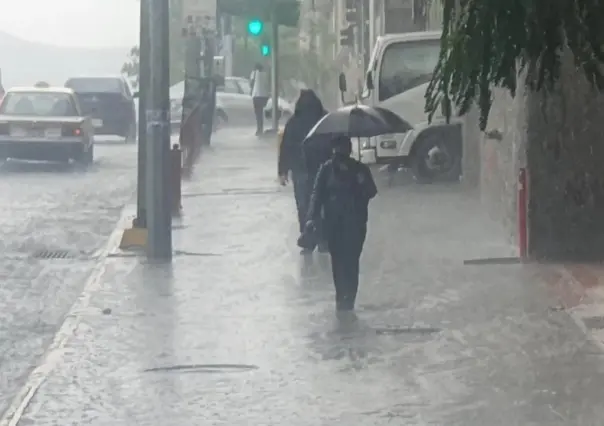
{"left": 304, "top": 136, "right": 377, "bottom": 311}
{"left": 249, "top": 63, "right": 270, "bottom": 136}
{"left": 278, "top": 89, "right": 327, "bottom": 252}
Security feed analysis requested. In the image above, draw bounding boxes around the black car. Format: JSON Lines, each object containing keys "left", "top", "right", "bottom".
{"left": 64, "top": 76, "right": 136, "bottom": 142}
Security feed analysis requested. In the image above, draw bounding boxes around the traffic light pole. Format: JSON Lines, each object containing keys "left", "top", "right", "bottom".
{"left": 270, "top": 16, "right": 279, "bottom": 131}
{"left": 200, "top": 29, "right": 216, "bottom": 145}
{"left": 134, "top": 0, "right": 150, "bottom": 229}
{"left": 146, "top": 0, "right": 172, "bottom": 261}
{"left": 183, "top": 34, "right": 202, "bottom": 131}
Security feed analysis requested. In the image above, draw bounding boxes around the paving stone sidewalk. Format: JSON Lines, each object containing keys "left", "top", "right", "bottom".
{"left": 6, "top": 129, "right": 604, "bottom": 426}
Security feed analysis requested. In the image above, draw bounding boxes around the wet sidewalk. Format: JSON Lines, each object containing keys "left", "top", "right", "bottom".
{"left": 6, "top": 129, "right": 604, "bottom": 425}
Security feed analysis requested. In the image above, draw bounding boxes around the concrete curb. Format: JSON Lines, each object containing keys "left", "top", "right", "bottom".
{"left": 0, "top": 205, "right": 135, "bottom": 426}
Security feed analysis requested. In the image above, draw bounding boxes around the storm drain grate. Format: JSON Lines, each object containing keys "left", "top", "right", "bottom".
{"left": 31, "top": 249, "right": 77, "bottom": 260}
{"left": 374, "top": 327, "right": 442, "bottom": 335}
{"left": 583, "top": 316, "right": 604, "bottom": 330}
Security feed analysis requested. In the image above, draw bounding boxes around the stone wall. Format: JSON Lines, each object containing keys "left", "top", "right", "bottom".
{"left": 470, "top": 55, "right": 604, "bottom": 261}
{"left": 525, "top": 56, "right": 604, "bottom": 260}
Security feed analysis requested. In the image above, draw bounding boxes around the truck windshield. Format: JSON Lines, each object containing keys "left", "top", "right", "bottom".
{"left": 378, "top": 39, "right": 440, "bottom": 102}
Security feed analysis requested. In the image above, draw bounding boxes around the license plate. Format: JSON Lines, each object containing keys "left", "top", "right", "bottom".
{"left": 92, "top": 119, "right": 103, "bottom": 127}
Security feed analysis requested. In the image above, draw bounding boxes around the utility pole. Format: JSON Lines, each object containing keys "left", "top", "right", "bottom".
{"left": 270, "top": 12, "right": 279, "bottom": 132}
{"left": 221, "top": 14, "right": 234, "bottom": 77}
{"left": 308, "top": 0, "right": 318, "bottom": 91}
{"left": 183, "top": 35, "right": 202, "bottom": 124}
{"left": 357, "top": 0, "right": 366, "bottom": 76}
{"left": 146, "top": 0, "right": 172, "bottom": 260}
{"left": 368, "top": 0, "right": 375, "bottom": 52}
{"left": 134, "top": 0, "right": 150, "bottom": 229}
{"left": 200, "top": 28, "right": 216, "bottom": 145}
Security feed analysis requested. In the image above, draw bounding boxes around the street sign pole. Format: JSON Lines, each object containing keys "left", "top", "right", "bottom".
{"left": 270, "top": 10, "right": 279, "bottom": 132}
{"left": 134, "top": 0, "right": 150, "bottom": 228}
{"left": 146, "top": 0, "right": 172, "bottom": 260}
{"left": 200, "top": 29, "right": 216, "bottom": 145}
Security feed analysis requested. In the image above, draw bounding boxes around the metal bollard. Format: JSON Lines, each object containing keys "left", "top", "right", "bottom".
{"left": 171, "top": 144, "right": 182, "bottom": 217}
{"left": 518, "top": 168, "right": 528, "bottom": 260}
{"left": 277, "top": 129, "right": 283, "bottom": 161}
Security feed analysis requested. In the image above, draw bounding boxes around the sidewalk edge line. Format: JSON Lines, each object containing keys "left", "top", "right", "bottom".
{"left": 0, "top": 205, "right": 134, "bottom": 426}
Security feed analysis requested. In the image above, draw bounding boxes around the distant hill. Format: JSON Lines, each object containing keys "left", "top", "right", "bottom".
{"left": 0, "top": 31, "right": 130, "bottom": 88}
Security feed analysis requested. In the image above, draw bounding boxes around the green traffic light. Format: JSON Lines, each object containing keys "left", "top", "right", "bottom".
{"left": 261, "top": 44, "right": 270, "bottom": 56}
{"left": 247, "top": 19, "right": 263, "bottom": 36}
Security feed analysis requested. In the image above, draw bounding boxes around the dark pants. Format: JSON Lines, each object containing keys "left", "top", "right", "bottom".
{"left": 293, "top": 173, "right": 328, "bottom": 250}
{"left": 292, "top": 172, "right": 310, "bottom": 233}
{"left": 328, "top": 225, "right": 366, "bottom": 311}
{"left": 252, "top": 96, "right": 269, "bottom": 135}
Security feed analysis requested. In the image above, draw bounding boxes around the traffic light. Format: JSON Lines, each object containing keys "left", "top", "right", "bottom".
{"left": 340, "top": 25, "right": 354, "bottom": 47}
{"left": 345, "top": 0, "right": 357, "bottom": 23}
{"left": 247, "top": 19, "right": 263, "bottom": 36}
{"left": 341, "top": 0, "right": 356, "bottom": 47}
{"left": 261, "top": 44, "right": 270, "bottom": 56}
{"left": 261, "top": 44, "right": 271, "bottom": 56}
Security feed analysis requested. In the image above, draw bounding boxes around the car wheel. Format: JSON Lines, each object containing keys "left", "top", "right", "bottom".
{"left": 411, "top": 135, "right": 461, "bottom": 184}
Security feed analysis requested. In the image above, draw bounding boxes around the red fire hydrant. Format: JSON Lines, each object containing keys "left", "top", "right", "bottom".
{"left": 518, "top": 168, "right": 528, "bottom": 260}
{"left": 171, "top": 144, "right": 182, "bottom": 217}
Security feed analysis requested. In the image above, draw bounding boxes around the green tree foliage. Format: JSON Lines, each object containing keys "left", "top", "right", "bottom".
{"left": 121, "top": 0, "right": 186, "bottom": 86}
{"left": 121, "top": 46, "right": 140, "bottom": 86}
{"left": 424, "top": 0, "right": 604, "bottom": 131}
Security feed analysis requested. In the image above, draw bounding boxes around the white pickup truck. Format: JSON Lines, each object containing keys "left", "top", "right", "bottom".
{"left": 344, "top": 31, "right": 463, "bottom": 183}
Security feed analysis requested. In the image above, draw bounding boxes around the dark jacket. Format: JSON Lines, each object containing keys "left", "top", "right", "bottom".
{"left": 303, "top": 133, "right": 333, "bottom": 180}
{"left": 278, "top": 90, "right": 326, "bottom": 176}
{"left": 307, "top": 155, "right": 377, "bottom": 228}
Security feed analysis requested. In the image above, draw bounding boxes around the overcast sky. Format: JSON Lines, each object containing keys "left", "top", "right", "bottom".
{"left": 0, "top": 0, "right": 140, "bottom": 47}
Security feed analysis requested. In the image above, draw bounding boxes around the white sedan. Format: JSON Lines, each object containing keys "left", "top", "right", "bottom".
{"left": 169, "top": 77, "right": 293, "bottom": 132}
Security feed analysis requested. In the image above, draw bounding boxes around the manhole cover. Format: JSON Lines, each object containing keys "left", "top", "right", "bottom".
{"left": 583, "top": 316, "right": 604, "bottom": 329}
{"left": 374, "top": 327, "right": 441, "bottom": 335}
{"left": 31, "top": 249, "right": 77, "bottom": 259}
{"left": 144, "top": 363, "right": 258, "bottom": 373}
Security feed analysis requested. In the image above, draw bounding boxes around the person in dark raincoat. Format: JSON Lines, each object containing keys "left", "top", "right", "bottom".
{"left": 278, "top": 89, "right": 327, "bottom": 252}
{"left": 304, "top": 136, "right": 377, "bottom": 311}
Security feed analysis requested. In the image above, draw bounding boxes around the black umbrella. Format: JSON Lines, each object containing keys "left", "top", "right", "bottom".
{"left": 305, "top": 104, "right": 413, "bottom": 140}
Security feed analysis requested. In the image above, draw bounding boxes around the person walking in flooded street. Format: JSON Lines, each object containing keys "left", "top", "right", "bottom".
{"left": 304, "top": 136, "right": 377, "bottom": 311}
{"left": 249, "top": 63, "right": 270, "bottom": 136}
{"left": 278, "top": 89, "right": 327, "bottom": 253}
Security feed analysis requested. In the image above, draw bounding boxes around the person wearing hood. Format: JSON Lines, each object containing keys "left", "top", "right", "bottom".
{"left": 278, "top": 89, "right": 327, "bottom": 252}
{"left": 304, "top": 135, "right": 377, "bottom": 312}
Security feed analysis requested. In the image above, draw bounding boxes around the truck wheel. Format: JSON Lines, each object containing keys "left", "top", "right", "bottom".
{"left": 411, "top": 135, "right": 461, "bottom": 184}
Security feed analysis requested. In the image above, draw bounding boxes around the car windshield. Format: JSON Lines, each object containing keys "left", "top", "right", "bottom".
{"left": 65, "top": 78, "right": 122, "bottom": 93}
{"left": 0, "top": 92, "right": 77, "bottom": 116}
{"left": 378, "top": 39, "right": 440, "bottom": 101}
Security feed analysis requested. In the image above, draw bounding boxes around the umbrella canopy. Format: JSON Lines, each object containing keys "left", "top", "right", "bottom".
{"left": 305, "top": 104, "right": 413, "bottom": 140}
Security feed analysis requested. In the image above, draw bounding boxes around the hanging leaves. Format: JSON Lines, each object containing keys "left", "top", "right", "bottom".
{"left": 425, "top": 0, "right": 604, "bottom": 131}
